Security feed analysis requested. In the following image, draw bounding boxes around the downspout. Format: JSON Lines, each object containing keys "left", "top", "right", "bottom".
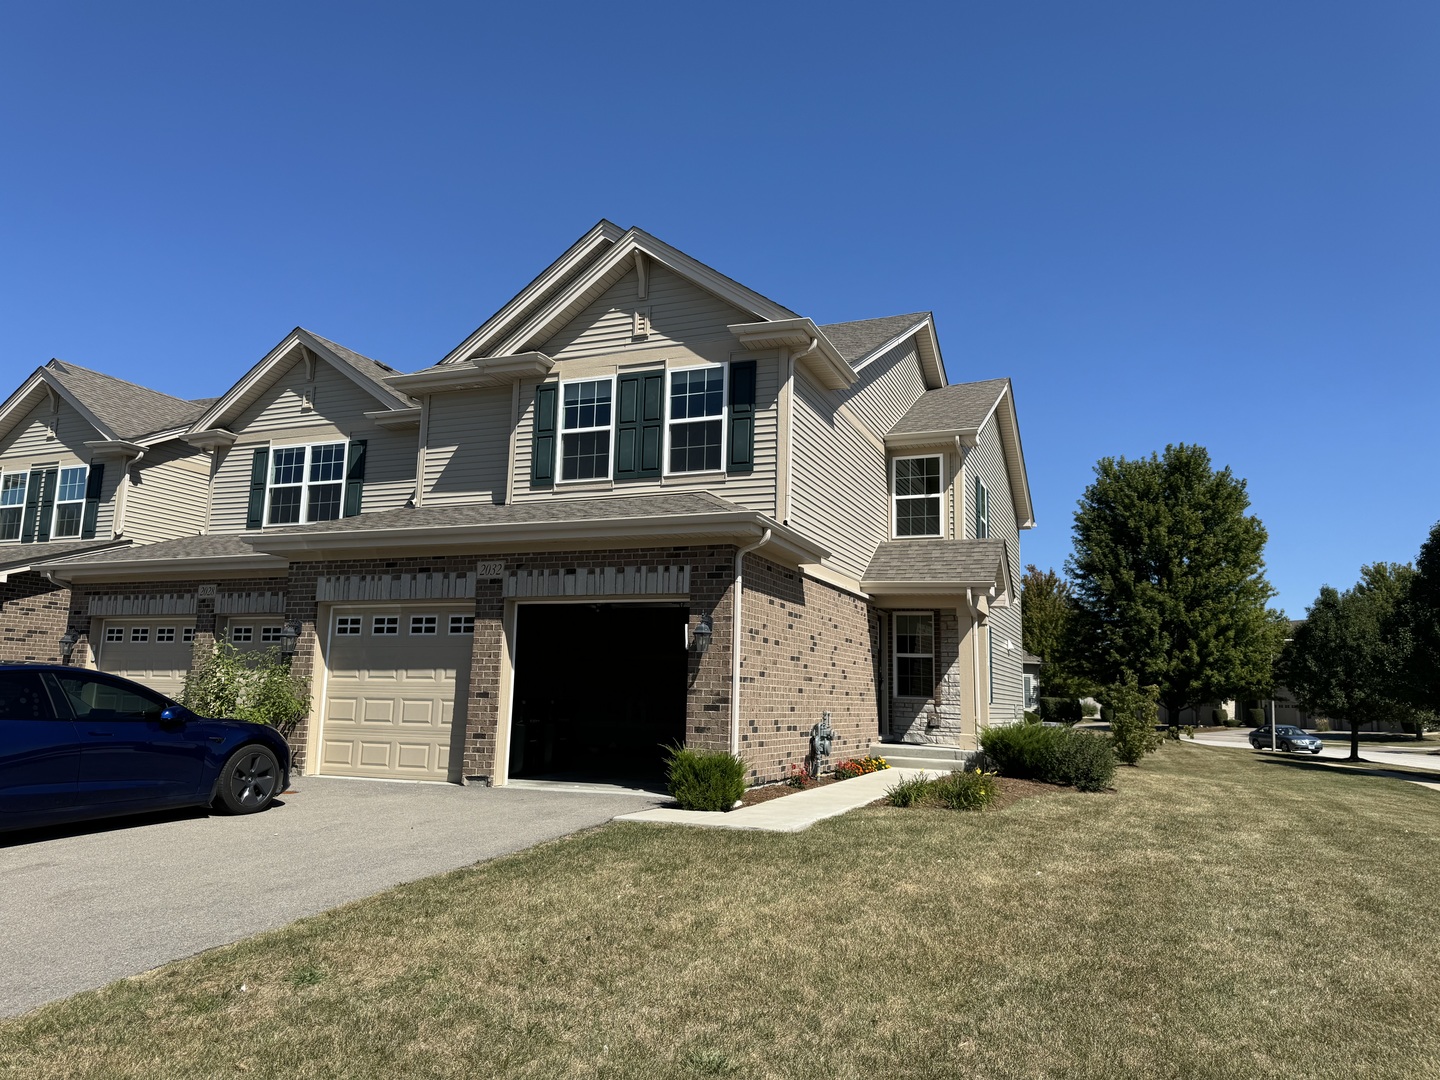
{"left": 967, "top": 587, "right": 983, "bottom": 732}
{"left": 730, "top": 527, "right": 772, "bottom": 755}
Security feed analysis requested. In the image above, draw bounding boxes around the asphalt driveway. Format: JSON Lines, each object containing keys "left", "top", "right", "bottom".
{"left": 0, "top": 777, "right": 661, "bottom": 1018}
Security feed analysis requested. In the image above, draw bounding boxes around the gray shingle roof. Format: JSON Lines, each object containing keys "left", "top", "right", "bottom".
{"left": 862, "top": 539, "right": 1007, "bottom": 584}
{"left": 0, "top": 538, "right": 131, "bottom": 573}
{"left": 301, "top": 329, "right": 415, "bottom": 408}
{"left": 888, "top": 378, "right": 1009, "bottom": 436}
{"left": 255, "top": 491, "right": 746, "bottom": 536}
{"left": 46, "top": 361, "right": 208, "bottom": 440}
{"left": 38, "top": 533, "right": 265, "bottom": 567}
{"left": 818, "top": 313, "right": 929, "bottom": 363}
{"left": 1022, "top": 650, "right": 1044, "bottom": 666}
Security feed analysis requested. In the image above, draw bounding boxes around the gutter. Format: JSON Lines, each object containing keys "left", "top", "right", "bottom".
{"left": 730, "top": 528, "right": 772, "bottom": 756}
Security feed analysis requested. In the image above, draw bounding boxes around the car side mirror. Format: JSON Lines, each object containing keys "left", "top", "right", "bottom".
{"left": 160, "top": 706, "right": 187, "bottom": 723}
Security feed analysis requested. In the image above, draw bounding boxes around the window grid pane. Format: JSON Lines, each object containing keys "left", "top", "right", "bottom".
{"left": 410, "top": 616, "right": 437, "bottom": 635}
{"left": 449, "top": 615, "right": 474, "bottom": 635}
{"left": 669, "top": 419, "right": 722, "bottom": 473}
{"left": 894, "top": 457, "right": 943, "bottom": 538}
{"left": 0, "top": 474, "right": 25, "bottom": 542}
{"left": 336, "top": 617, "right": 362, "bottom": 635}
{"left": 373, "top": 617, "right": 399, "bottom": 635}
{"left": 560, "top": 381, "right": 613, "bottom": 481}
{"left": 895, "top": 613, "right": 935, "bottom": 698}
{"left": 56, "top": 467, "right": 87, "bottom": 503}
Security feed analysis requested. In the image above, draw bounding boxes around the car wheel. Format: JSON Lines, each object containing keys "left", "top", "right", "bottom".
{"left": 215, "top": 744, "right": 282, "bottom": 815}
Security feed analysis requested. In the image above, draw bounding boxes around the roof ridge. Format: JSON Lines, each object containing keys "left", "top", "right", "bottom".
{"left": 46, "top": 359, "right": 200, "bottom": 406}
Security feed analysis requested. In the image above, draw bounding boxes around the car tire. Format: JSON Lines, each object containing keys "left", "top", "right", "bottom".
{"left": 215, "top": 744, "right": 282, "bottom": 815}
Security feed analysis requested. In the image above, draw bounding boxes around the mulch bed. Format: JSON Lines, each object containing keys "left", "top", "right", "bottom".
{"left": 738, "top": 776, "right": 840, "bottom": 806}
{"left": 739, "top": 772, "right": 1073, "bottom": 809}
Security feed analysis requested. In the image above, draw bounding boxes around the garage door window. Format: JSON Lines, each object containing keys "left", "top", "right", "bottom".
{"left": 336, "top": 617, "right": 361, "bottom": 635}
{"left": 373, "top": 616, "right": 398, "bottom": 635}
{"left": 182, "top": 628, "right": 195, "bottom": 643}
{"left": 410, "top": 615, "right": 437, "bottom": 635}
{"left": 130, "top": 627, "right": 149, "bottom": 643}
{"left": 156, "top": 627, "right": 175, "bottom": 643}
{"left": 105, "top": 626, "right": 123, "bottom": 643}
{"left": 261, "top": 626, "right": 282, "bottom": 643}
{"left": 230, "top": 626, "right": 253, "bottom": 643}
{"left": 450, "top": 615, "right": 474, "bottom": 635}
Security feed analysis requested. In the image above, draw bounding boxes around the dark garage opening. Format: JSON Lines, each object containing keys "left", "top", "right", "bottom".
{"left": 509, "top": 603, "right": 688, "bottom": 785}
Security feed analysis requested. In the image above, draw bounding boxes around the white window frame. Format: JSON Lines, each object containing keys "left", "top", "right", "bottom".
{"left": 557, "top": 375, "right": 615, "bottom": 484}
{"left": 182, "top": 627, "right": 196, "bottom": 643}
{"left": 130, "top": 627, "right": 150, "bottom": 643}
{"left": 372, "top": 616, "right": 399, "bottom": 636}
{"left": 264, "top": 439, "right": 349, "bottom": 526}
{"left": 975, "top": 477, "right": 990, "bottom": 540}
{"left": 229, "top": 625, "right": 253, "bottom": 643}
{"left": 891, "top": 454, "right": 944, "bottom": 539}
{"left": 260, "top": 626, "right": 283, "bottom": 643}
{"left": 335, "top": 616, "right": 362, "bottom": 636}
{"left": 156, "top": 627, "right": 176, "bottom": 643}
{"left": 892, "top": 611, "right": 936, "bottom": 700}
{"left": 449, "top": 615, "right": 475, "bottom": 635}
{"left": 410, "top": 615, "right": 438, "bottom": 635}
{"left": 663, "top": 362, "right": 728, "bottom": 477}
{"left": 0, "top": 470, "right": 29, "bottom": 542}
{"left": 51, "top": 465, "right": 89, "bottom": 539}
{"left": 1023, "top": 673, "right": 1036, "bottom": 711}
{"left": 104, "top": 626, "right": 124, "bottom": 643}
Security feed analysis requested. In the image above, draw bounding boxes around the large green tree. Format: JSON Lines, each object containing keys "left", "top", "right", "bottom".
{"left": 1066, "top": 443, "right": 1286, "bottom": 722}
{"left": 1399, "top": 521, "right": 1440, "bottom": 717}
{"left": 1284, "top": 563, "right": 1422, "bottom": 760}
{"left": 1020, "top": 565, "right": 1089, "bottom": 699}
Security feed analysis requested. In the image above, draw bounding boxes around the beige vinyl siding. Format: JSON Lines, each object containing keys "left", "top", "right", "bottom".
{"left": 844, "top": 339, "right": 929, "bottom": 437}
{"left": 788, "top": 369, "right": 888, "bottom": 580}
{"left": 124, "top": 441, "right": 210, "bottom": 543}
{"left": 209, "top": 361, "right": 416, "bottom": 532}
{"left": 0, "top": 398, "right": 118, "bottom": 541}
{"left": 509, "top": 355, "right": 780, "bottom": 516}
{"left": 422, "top": 387, "right": 511, "bottom": 505}
{"left": 967, "top": 416, "right": 1024, "bottom": 723}
{"left": 542, "top": 264, "right": 751, "bottom": 361}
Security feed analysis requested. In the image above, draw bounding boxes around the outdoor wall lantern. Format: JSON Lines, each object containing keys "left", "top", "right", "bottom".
{"left": 691, "top": 613, "right": 713, "bottom": 655}
{"left": 279, "top": 621, "right": 302, "bottom": 658}
{"left": 58, "top": 630, "right": 78, "bottom": 664}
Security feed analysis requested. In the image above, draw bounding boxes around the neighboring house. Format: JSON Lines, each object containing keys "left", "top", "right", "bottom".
{"left": 1022, "top": 651, "right": 1042, "bottom": 712}
{"left": 0, "top": 360, "right": 213, "bottom": 663}
{"left": 35, "top": 221, "right": 1034, "bottom": 787}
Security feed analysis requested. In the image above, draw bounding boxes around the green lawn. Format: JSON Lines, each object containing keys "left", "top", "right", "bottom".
{"left": 4, "top": 744, "right": 1438, "bottom": 1079}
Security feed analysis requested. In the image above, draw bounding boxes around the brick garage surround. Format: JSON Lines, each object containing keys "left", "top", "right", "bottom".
{"left": 739, "top": 555, "right": 882, "bottom": 783}
{"left": 285, "top": 545, "right": 737, "bottom": 784}
{"left": 0, "top": 572, "right": 70, "bottom": 663}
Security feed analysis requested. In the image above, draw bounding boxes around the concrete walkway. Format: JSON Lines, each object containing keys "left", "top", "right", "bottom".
{"left": 616, "top": 767, "right": 930, "bottom": 832}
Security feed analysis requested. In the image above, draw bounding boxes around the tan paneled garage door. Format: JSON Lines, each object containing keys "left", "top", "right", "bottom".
{"left": 96, "top": 619, "right": 196, "bottom": 700}
{"left": 319, "top": 605, "right": 474, "bottom": 781}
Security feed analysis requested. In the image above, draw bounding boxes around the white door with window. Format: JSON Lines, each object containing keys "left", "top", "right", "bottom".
{"left": 96, "top": 619, "right": 196, "bottom": 700}
{"left": 319, "top": 606, "right": 474, "bottom": 780}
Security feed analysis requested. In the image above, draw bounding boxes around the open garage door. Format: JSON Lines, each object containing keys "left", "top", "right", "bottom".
{"left": 96, "top": 619, "right": 196, "bottom": 700}
{"left": 319, "top": 605, "right": 474, "bottom": 781}
{"left": 509, "top": 603, "right": 687, "bottom": 785}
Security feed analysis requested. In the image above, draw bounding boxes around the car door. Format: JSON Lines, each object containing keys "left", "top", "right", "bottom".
{"left": 0, "top": 670, "right": 79, "bottom": 819}
{"left": 50, "top": 670, "right": 210, "bottom": 806}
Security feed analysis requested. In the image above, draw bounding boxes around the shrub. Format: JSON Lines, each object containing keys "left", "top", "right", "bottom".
{"left": 1103, "top": 681, "right": 1164, "bottom": 766}
{"left": 1247, "top": 707, "right": 1266, "bottom": 727}
{"left": 832, "top": 755, "right": 890, "bottom": 780}
{"left": 664, "top": 746, "right": 746, "bottom": 811}
{"left": 1081, "top": 700, "right": 1100, "bottom": 719}
{"left": 979, "top": 724, "right": 1115, "bottom": 792}
{"left": 884, "top": 773, "right": 934, "bottom": 807}
{"left": 932, "top": 768, "right": 1000, "bottom": 810}
{"left": 183, "top": 642, "right": 309, "bottom": 738}
{"left": 785, "top": 763, "right": 812, "bottom": 789}
{"left": 1023, "top": 710, "right": 1043, "bottom": 725}
{"left": 1039, "top": 697, "right": 1082, "bottom": 724}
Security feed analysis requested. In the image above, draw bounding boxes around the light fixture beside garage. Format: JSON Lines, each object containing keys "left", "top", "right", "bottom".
{"left": 279, "top": 621, "right": 301, "bottom": 659}
{"left": 690, "top": 613, "right": 713, "bottom": 655}
{"left": 58, "top": 630, "right": 78, "bottom": 664}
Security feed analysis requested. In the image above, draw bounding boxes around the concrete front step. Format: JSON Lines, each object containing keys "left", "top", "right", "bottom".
{"left": 867, "top": 742, "right": 976, "bottom": 774}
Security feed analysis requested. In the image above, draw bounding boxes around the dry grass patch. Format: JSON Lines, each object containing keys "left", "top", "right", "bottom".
{"left": 3, "top": 745, "right": 1439, "bottom": 1079}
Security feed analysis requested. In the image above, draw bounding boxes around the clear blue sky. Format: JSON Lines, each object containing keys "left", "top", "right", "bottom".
{"left": 2, "top": 2, "right": 1436, "bottom": 614}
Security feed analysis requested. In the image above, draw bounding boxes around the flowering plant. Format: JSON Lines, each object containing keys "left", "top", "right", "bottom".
{"left": 831, "top": 755, "right": 890, "bottom": 780}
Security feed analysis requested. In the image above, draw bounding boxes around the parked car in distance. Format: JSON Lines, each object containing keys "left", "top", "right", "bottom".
{"left": 0, "top": 664, "right": 290, "bottom": 834}
{"left": 1249, "top": 725, "right": 1324, "bottom": 754}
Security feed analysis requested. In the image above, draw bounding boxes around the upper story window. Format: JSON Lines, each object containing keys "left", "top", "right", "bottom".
{"left": 0, "top": 473, "right": 26, "bottom": 541}
{"left": 893, "top": 456, "right": 942, "bottom": 538}
{"left": 267, "top": 442, "right": 346, "bottom": 525}
{"left": 975, "top": 477, "right": 990, "bottom": 539}
{"left": 561, "top": 379, "right": 613, "bottom": 481}
{"left": 52, "top": 466, "right": 88, "bottom": 538}
{"left": 667, "top": 366, "right": 725, "bottom": 474}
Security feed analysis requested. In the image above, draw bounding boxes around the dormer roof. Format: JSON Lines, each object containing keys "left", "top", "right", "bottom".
{"left": 0, "top": 360, "right": 208, "bottom": 448}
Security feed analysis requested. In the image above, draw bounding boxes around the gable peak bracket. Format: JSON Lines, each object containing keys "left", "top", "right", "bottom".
{"left": 634, "top": 251, "right": 648, "bottom": 300}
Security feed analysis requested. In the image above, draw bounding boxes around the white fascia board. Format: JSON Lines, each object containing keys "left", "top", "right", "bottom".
{"left": 728, "top": 318, "right": 856, "bottom": 390}
{"left": 386, "top": 352, "right": 556, "bottom": 394}
{"left": 883, "top": 428, "right": 978, "bottom": 450}
{"left": 494, "top": 231, "right": 798, "bottom": 359}
{"left": 44, "top": 552, "right": 289, "bottom": 584}
{"left": 83, "top": 439, "right": 147, "bottom": 456}
{"left": 439, "top": 221, "right": 626, "bottom": 365}
{"left": 996, "top": 384, "right": 1035, "bottom": 529}
{"left": 363, "top": 407, "right": 422, "bottom": 429}
{"left": 182, "top": 428, "right": 239, "bottom": 451}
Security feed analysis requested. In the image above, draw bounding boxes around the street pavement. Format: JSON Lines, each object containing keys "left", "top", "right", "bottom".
{"left": 1190, "top": 728, "right": 1440, "bottom": 775}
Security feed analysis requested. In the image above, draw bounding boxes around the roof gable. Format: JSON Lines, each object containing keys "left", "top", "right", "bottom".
{"left": 190, "top": 328, "right": 414, "bottom": 435}
{"left": 0, "top": 361, "right": 208, "bottom": 448}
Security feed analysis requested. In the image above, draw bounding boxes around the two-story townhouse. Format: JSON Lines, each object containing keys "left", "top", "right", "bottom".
{"left": 38, "top": 220, "right": 1033, "bottom": 790}
{"left": 0, "top": 360, "right": 215, "bottom": 665}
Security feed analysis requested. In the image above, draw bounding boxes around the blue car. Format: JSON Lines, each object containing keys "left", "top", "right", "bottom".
{"left": 0, "top": 664, "right": 290, "bottom": 835}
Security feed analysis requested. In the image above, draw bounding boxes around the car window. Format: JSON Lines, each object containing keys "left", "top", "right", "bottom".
{"left": 49, "top": 672, "right": 168, "bottom": 721}
{"left": 0, "top": 671, "right": 56, "bottom": 720}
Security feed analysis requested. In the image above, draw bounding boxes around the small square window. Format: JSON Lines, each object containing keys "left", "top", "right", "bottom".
{"left": 336, "top": 616, "right": 362, "bottom": 636}
{"left": 260, "top": 626, "right": 283, "bottom": 643}
{"left": 230, "top": 625, "right": 253, "bottom": 643}
{"left": 449, "top": 615, "right": 475, "bottom": 635}
{"left": 410, "top": 615, "right": 437, "bottom": 635}
{"left": 130, "top": 627, "right": 150, "bottom": 643}
{"left": 105, "top": 626, "right": 123, "bottom": 643}
{"left": 182, "top": 627, "right": 196, "bottom": 643}
{"left": 156, "top": 627, "right": 176, "bottom": 643}
{"left": 372, "top": 616, "right": 399, "bottom": 635}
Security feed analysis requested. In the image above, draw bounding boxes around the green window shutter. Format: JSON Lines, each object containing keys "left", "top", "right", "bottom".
{"left": 531, "top": 383, "right": 558, "bottom": 488}
{"left": 80, "top": 463, "right": 104, "bottom": 539}
{"left": 343, "top": 440, "right": 367, "bottom": 517}
{"left": 615, "top": 371, "right": 663, "bottom": 481}
{"left": 28, "top": 468, "right": 57, "bottom": 543}
{"left": 246, "top": 448, "right": 270, "bottom": 530}
{"left": 727, "top": 360, "right": 756, "bottom": 474}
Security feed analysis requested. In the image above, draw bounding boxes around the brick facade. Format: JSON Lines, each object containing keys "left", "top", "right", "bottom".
{"left": 0, "top": 572, "right": 70, "bottom": 663}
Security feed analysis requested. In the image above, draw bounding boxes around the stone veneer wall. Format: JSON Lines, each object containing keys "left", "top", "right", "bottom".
{"left": 0, "top": 572, "right": 70, "bottom": 663}
{"left": 738, "top": 555, "right": 881, "bottom": 784}
{"left": 887, "top": 608, "right": 974, "bottom": 749}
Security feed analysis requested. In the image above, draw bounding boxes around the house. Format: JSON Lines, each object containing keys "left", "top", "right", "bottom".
{"left": 0, "top": 360, "right": 214, "bottom": 665}
{"left": 32, "top": 221, "right": 1034, "bottom": 787}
